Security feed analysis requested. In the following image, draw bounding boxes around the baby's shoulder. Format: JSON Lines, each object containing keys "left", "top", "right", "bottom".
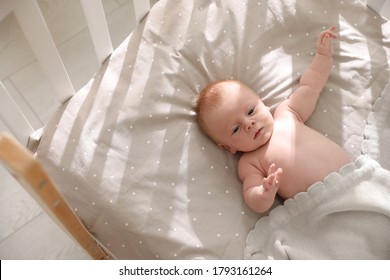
{"left": 274, "top": 100, "right": 302, "bottom": 122}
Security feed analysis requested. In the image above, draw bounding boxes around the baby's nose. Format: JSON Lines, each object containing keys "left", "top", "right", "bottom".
{"left": 246, "top": 121, "right": 255, "bottom": 131}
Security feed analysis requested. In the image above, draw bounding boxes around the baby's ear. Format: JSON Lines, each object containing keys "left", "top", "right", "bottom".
{"left": 218, "top": 143, "right": 237, "bottom": 154}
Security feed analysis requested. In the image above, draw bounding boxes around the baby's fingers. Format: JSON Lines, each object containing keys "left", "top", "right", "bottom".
{"left": 275, "top": 168, "right": 283, "bottom": 183}
{"left": 263, "top": 173, "right": 281, "bottom": 192}
{"left": 266, "top": 173, "right": 275, "bottom": 185}
{"left": 327, "top": 25, "right": 337, "bottom": 34}
{"left": 325, "top": 31, "right": 338, "bottom": 40}
{"left": 268, "top": 163, "right": 276, "bottom": 175}
{"left": 323, "top": 26, "right": 338, "bottom": 39}
{"left": 261, "top": 175, "right": 272, "bottom": 191}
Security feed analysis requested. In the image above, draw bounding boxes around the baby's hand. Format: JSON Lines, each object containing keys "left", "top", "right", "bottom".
{"left": 317, "top": 26, "right": 338, "bottom": 57}
{"left": 260, "top": 163, "right": 283, "bottom": 197}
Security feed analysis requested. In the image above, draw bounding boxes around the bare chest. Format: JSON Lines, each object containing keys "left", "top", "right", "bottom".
{"left": 250, "top": 119, "right": 351, "bottom": 198}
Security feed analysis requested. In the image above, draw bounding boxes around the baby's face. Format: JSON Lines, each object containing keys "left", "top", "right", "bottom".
{"left": 204, "top": 82, "right": 274, "bottom": 154}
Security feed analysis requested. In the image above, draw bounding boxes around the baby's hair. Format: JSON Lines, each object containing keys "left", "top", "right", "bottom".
{"left": 194, "top": 81, "right": 222, "bottom": 113}
{"left": 194, "top": 80, "right": 245, "bottom": 138}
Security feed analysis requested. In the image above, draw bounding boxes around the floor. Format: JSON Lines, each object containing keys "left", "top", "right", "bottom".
{"left": 0, "top": 0, "right": 157, "bottom": 260}
{"left": 0, "top": 0, "right": 389, "bottom": 260}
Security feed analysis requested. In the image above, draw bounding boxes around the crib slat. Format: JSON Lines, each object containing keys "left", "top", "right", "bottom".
{"left": 0, "top": 82, "right": 34, "bottom": 146}
{"left": 0, "top": 133, "right": 111, "bottom": 260}
{"left": 80, "top": 0, "right": 113, "bottom": 64}
{"left": 13, "top": 0, "right": 75, "bottom": 103}
{"left": 133, "top": 0, "right": 151, "bottom": 23}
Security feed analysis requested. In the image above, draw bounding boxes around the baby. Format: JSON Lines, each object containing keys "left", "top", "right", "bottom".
{"left": 195, "top": 27, "right": 352, "bottom": 213}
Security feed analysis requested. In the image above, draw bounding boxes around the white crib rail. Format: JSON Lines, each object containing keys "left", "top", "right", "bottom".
{"left": 80, "top": 0, "right": 113, "bottom": 64}
{"left": 0, "top": 82, "right": 34, "bottom": 145}
{"left": 12, "top": 0, "right": 76, "bottom": 104}
{"left": 0, "top": 0, "right": 153, "bottom": 260}
{"left": 0, "top": 0, "right": 151, "bottom": 146}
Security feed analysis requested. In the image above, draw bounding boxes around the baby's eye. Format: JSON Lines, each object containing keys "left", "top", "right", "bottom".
{"left": 232, "top": 125, "right": 240, "bottom": 135}
{"left": 248, "top": 106, "right": 255, "bottom": 116}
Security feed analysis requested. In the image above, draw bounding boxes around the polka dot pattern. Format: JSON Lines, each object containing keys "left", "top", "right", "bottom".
{"left": 36, "top": 0, "right": 390, "bottom": 259}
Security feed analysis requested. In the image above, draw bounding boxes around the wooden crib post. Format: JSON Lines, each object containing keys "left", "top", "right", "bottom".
{"left": 0, "top": 133, "right": 111, "bottom": 260}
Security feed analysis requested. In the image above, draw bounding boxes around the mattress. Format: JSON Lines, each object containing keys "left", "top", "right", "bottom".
{"left": 36, "top": 0, "right": 390, "bottom": 259}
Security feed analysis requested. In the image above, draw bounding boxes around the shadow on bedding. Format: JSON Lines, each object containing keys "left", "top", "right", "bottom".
{"left": 35, "top": 0, "right": 390, "bottom": 259}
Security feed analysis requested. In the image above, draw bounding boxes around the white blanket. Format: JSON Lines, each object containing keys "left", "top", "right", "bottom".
{"left": 244, "top": 155, "right": 390, "bottom": 259}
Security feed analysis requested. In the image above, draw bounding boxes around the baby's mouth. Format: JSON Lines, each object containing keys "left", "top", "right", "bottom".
{"left": 254, "top": 127, "right": 263, "bottom": 139}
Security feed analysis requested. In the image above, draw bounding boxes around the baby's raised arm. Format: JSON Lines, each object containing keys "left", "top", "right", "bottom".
{"left": 286, "top": 26, "right": 337, "bottom": 122}
{"left": 238, "top": 160, "right": 283, "bottom": 213}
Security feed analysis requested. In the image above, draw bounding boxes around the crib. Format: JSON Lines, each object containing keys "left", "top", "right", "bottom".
{"left": 1, "top": 0, "right": 390, "bottom": 260}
